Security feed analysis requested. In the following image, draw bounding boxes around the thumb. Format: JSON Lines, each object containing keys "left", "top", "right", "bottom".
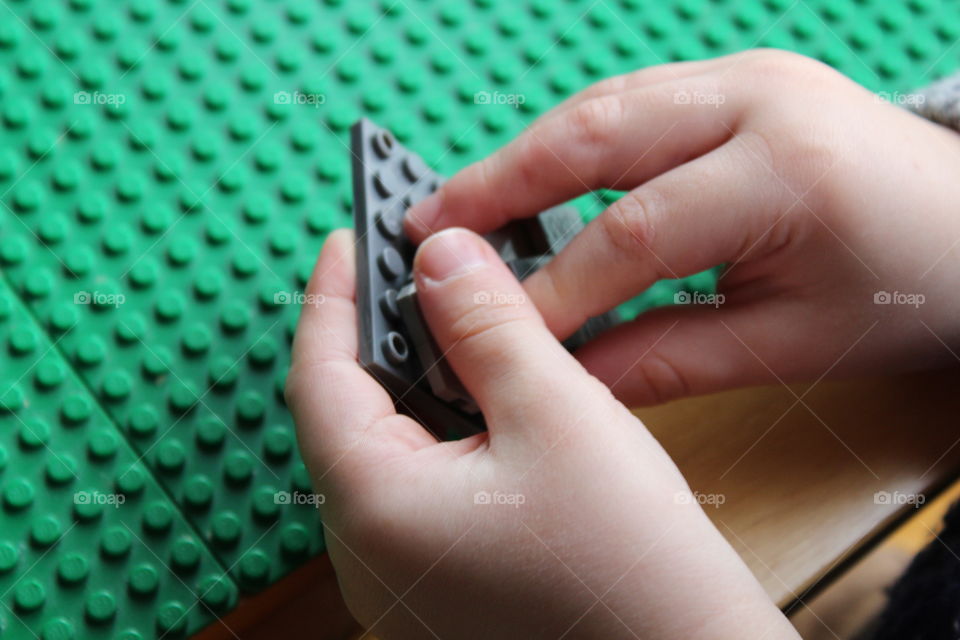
{"left": 412, "top": 228, "right": 610, "bottom": 435}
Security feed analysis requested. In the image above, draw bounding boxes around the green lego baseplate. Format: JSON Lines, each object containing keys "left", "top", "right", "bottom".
{"left": 0, "top": 280, "right": 235, "bottom": 638}
{"left": 0, "top": 0, "right": 957, "bottom": 636}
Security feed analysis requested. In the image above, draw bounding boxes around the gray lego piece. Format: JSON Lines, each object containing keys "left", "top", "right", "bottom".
{"left": 396, "top": 283, "right": 478, "bottom": 414}
{"left": 352, "top": 119, "right": 619, "bottom": 438}
{"left": 351, "top": 119, "right": 484, "bottom": 438}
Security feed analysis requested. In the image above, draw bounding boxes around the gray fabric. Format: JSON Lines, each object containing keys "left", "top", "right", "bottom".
{"left": 907, "top": 72, "right": 960, "bottom": 131}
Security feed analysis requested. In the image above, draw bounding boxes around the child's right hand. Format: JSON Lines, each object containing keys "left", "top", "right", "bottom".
{"left": 406, "top": 49, "right": 960, "bottom": 406}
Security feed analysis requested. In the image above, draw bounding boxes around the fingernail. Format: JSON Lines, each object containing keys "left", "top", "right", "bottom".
{"left": 405, "top": 193, "right": 441, "bottom": 237}
{"left": 415, "top": 228, "right": 488, "bottom": 284}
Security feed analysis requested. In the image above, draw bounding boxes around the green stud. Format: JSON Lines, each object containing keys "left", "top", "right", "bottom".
{"left": 101, "top": 371, "right": 133, "bottom": 401}
{"left": 41, "top": 618, "right": 75, "bottom": 640}
{"left": 31, "top": 514, "right": 64, "bottom": 547}
{"left": 128, "top": 259, "right": 159, "bottom": 289}
{"left": 85, "top": 590, "right": 117, "bottom": 624}
{"left": 143, "top": 500, "right": 174, "bottom": 533}
{"left": 239, "top": 548, "right": 271, "bottom": 586}
{"left": 263, "top": 426, "right": 293, "bottom": 460}
{"left": 73, "top": 490, "right": 104, "bottom": 521}
{"left": 15, "top": 579, "right": 46, "bottom": 612}
{"left": 45, "top": 456, "right": 77, "bottom": 486}
{"left": 74, "top": 337, "right": 106, "bottom": 367}
{"left": 3, "top": 477, "right": 35, "bottom": 510}
{"left": 61, "top": 393, "right": 92, "bottom": 424}
{"left": 48, "top": 304, "right": 79, "bottom": 333}
{"left": 115, "top": 313, "right": 146, "bottom": 344}
{"left": 128, "top": 563, "right": 160, "bottom": 597}
{"left": 154, "top": 292, "right": 185, "bottom": 322}
{"left": 127, "top": 405, "right": 159, "bottom": 438}
{"left": 0, "top": 541, "right": 19, "bottom": 572}
{"left": 281, "top": 523, "right": 311, "bottom": 557}
{"left": 142, "top": 348, "right": 172, "bottom": 378}
{"left": 0, "top": 237, "right": 27, "bottom": 266}
{"left": 0, "top": 385, "right": 25, "bottom": 412}
{"left": 269, "top": 225, "right": 296, "bottom": 254}
{"left": 193, "top": 268, "right": 224, "bottom": 299}
{"left": 19, "top": 419, "right": 51, "bottom": 449}
{"left": 181, "top": 324, "right": 212, "bottom": 355}
{"left": 207, "top": 355, "right": 239, "bottom": 389}
{"left": 204, "top": 219, "right": 230, "bottom": 245}
{"left": 292, "top": 464, "right": 313, "bottom": 492}
{"left": 248, "top": 336, "right": 278, "bottom": 367}
{"left": 252, "top": 487, "right": 280, "bottom": 521}
{"left": 37, "top": 213, "right": 69, "bottom": 243}
{"left": 156, "top": 440, "right": 186, "bottom": 474}
{"left": 211, "top": 512, "right": 242, "bottom": 547}
{"left": 100, "top": 526, "right": 132, "bottom": 558}
{"left": 156, "top": 601, "right": 187, "bottom": 635}
{"left": 168, "top": 382, "right": 200, "bottom": 413}
{"left": 199, "top": 575, "right": 235, "bottom": 611}
{"left": 39, "top": 617, "right": 77, "bottom": 640}
{"left": 183, "top": 475, "right": 214, "bottom": 509}
{"left": 219, "top": 301, "right": 250, "bottom": 333}
{"left": 23, "top": 270, "right": 53, "bottom": 299}
{"left": 236, "top": 391, "right": 265, "bottom": 424}
{"left": 58, "top": 552, "right": 90, "bottom": 585}
{"left": 87, "top": 428, "right": 119, "bottom": 460}
{"left": 195, "top": 417, "right": 227, "bottom": 450}
{"left": 171, "top": 536, "right": 201, "bottom": 571}
{"left": 223, "top": 451, "right": 254, "bottom": 485}
{"left": 116, "top": 464, "right": 146, "bottom": 496}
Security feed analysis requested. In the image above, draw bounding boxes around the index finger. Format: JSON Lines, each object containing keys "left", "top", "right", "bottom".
{"left": 404, "top": 75, "right": 743, "bottom": 243}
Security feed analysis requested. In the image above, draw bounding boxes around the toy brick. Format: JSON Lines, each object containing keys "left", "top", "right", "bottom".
{"left": 0, "top": 284, "right": 235, "bottom": 639}
{"left": 352, "top": 118, "right": 485, "bottom": 437}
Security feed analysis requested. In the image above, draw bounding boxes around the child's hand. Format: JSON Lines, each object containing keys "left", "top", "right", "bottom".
{"left": 406, "top": 49, "right": 960, "bottom": 406}
{"left": 286, "top": 230, "right": 798, "bottom": 639}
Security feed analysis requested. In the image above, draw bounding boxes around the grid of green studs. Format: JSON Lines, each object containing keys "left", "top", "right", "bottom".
{"left": 0, "top": 288, "right": 234, "bottom": 638}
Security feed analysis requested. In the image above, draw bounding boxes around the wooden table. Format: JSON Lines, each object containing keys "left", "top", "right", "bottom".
{"left": 197, "top": 369, "right": 960, "bottom": 638}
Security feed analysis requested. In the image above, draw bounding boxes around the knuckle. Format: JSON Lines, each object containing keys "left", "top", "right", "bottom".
{"left": 283, "top": 363, "right": 308, "bottom": 410}
{"left": 566, "top": 94, "right": 625, "bottom": 149}
{"left": 581, "top": 73, "right": 631, "bottom": 101}
{"left": 733, "top": 48, "right": 836, "bottom": 89}
{"left": 599, "top": 189, "right": 658, "bottom": 260}
{"left": 446, "top": 299, "right": 529, "bottom": 350}
{"left": 512, "top": 134, "right": 552, "bottom": 196}
{"left": 634, "top": 350, "right": 689, "bottom": 405}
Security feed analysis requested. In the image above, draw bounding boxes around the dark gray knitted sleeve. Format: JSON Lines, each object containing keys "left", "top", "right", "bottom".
{"left": 908, "top": 73, "right": 960, "bottom": 131}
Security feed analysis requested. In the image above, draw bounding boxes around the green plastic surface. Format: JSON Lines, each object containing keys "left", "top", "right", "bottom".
{"left": 0, "top": 0, "right": 957, "bottom": 636}
{"left": 0, "top": 281, "right": 235, "bottom": 638}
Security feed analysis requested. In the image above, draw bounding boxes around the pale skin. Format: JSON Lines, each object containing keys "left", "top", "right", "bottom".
{"left": 286, "top": 49, "right": 960, "bottom": 638}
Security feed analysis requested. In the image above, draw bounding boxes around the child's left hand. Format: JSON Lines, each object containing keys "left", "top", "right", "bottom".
{"left": 286, "top": 229, "right": 797, "bottom": 639}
